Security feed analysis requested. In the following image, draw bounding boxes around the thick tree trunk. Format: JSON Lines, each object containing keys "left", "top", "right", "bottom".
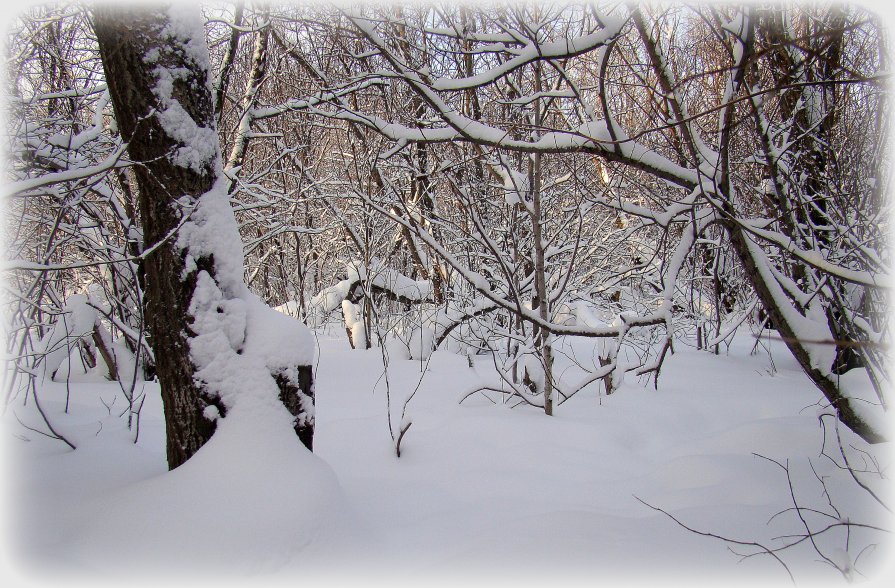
{"left": 275, "top": 366, "right": 314, "bottom": 451}
{"left": 94, "top": 6, "right": 220, "bottom": 468}
{"left": 93, "top": 4, "right": 314, "bottom": 469}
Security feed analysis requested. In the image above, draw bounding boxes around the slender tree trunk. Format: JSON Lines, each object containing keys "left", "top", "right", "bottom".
{"left": 225, "top": 7, "right": 269, "bottom": 177}
{"left": 214, "top": 1, "right": 245, "bottom": 125}
{"left": 725, "top": 223, "right": 884, "bottom": 444}
{"left": 529, "top": 61, "right": 554, "bottom": 416}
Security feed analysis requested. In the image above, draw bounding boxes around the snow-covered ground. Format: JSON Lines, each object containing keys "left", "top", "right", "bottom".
{"left": 2, "top": 328, "right": 891, "bottom": 586}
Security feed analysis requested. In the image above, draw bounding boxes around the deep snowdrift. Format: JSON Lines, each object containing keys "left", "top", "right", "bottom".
{"left": 2, "top": 330, "right": 891, "bottom": 585}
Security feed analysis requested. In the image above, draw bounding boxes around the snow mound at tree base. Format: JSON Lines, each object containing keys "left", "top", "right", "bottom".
{"left": 66, "top": 402, "right": 360, "bottom": 576}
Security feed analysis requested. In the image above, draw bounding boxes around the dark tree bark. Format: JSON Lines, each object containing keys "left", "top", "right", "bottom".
{"left": 92, "top": 4, "right": 314, "bottom": 469}
{"left": 214, "top": 1, "right": 245, "bottom": 125}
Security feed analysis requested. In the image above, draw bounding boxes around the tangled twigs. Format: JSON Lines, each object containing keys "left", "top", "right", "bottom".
{"left": 636, "top": 443, "right": 890, "bottom": 582}
{"left": 633, "top": 495, "right": 796, "bottom": 584}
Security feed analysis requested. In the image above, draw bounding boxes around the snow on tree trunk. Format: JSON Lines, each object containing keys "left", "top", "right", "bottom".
{"left": 341, "top": 299, "right": 367, "bottom": 350}
{"left": 725, "top": 223, "right": 884, "bottom": 444}
{"left": 93, "top": 4, "right": 315, "bottom": 469}
{"left": 37, "top": 294, "right": 98, "bottom": 382}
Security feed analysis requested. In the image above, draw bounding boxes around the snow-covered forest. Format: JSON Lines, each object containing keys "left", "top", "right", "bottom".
{"left": 2, "top": 2, "right": 891, "bottom": 584}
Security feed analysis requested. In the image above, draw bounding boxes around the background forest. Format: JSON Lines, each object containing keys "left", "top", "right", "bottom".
{"left": 1, "top": 1, "right": 892, "bottom": 584}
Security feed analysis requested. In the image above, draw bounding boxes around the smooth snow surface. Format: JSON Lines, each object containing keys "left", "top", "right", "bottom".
{"left": 3, "top": 330, "right": 892, "bottom": 586}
